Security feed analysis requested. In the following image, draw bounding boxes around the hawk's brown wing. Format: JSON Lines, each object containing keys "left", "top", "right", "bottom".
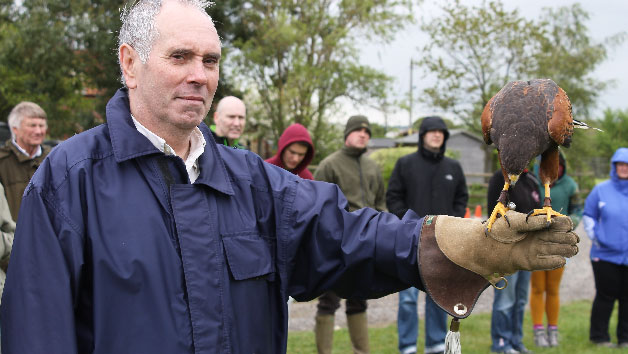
{"left": 547, "top": 86, "right": 574, "bottom": 147}
{"left": 481, "top": 95, "right": 496, "bottom": 145}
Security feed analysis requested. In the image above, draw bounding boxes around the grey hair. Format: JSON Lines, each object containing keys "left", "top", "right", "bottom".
{"left": 8, "top": 102, "right": 47, "bottom": 140}
{"left": 118, "top": 0, "right": 214, "bottom": 84}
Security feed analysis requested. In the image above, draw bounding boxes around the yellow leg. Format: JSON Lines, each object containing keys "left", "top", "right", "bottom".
{"left": 486, "top": 182, "right": 511, "bottom": 233}
{"left": 528, "top": 183, "right": 566, "bottom": 224}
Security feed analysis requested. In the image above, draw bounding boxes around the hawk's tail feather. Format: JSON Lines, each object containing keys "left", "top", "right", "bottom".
{"left": 573, "top": 119, "right": 603, "bottom": 132}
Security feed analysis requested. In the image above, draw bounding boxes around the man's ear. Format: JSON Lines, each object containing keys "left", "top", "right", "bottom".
{"left": 119, "top": 44, "right": 139, "bottom": 89}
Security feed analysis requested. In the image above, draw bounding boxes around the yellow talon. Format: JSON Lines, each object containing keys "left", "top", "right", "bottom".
{"left": 527, "top": 206, "right": 565, "bottom": 224}
{"left": 486, "top": 201, "right": 510, "bottom": 233}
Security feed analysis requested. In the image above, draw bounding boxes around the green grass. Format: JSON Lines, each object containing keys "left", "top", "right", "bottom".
{"left": 287, "top": 300, "right": 621, "bottom": 353}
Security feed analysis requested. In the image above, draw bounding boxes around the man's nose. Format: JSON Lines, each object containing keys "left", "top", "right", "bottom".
{"left": 187, "top": 60, "right": 208, "bottom": 85}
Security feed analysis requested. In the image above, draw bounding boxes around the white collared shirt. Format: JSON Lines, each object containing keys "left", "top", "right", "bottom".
{"left": 131, "top": 116, "right": 206, "bottom": 184}
{"left": 12, "top": 139, "right": 42, "bottom": 159}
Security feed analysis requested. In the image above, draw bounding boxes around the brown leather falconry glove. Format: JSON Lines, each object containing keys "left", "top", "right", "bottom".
{"left": 435, "top": 210, "right": 578, "bottom": 285}
{"left": 418, "top": 211, "right": 578, "bottom": 319}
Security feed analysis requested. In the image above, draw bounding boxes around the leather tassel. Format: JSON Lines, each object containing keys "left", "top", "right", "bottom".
{"left": 444, "top": 318, "right": 461, "bottom": 354}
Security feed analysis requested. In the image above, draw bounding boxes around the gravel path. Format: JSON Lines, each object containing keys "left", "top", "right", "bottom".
{"left": 288, "top": 223, "right": 593, "bottom": 331}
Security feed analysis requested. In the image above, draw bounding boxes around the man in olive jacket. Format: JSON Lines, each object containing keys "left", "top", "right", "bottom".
{"left": 313, "top": 115, "right": 386, "bottom": 354}
{"left": 0, "top": 102, "right": 50, "bottom": 220}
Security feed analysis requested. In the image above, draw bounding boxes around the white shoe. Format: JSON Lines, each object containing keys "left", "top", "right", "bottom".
{"left": 547, "top": 327, "right": 559, "bottom": 347}
{"left": 533, "top": 327, "right": 549, "bottom": 347}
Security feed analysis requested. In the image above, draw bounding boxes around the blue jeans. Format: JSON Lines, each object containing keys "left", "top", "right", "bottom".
{"left": 491, "top": 271, "right": 531, "bottom": 352}
{"left": 398, "top": 287, "right": 448, "bottom": 353}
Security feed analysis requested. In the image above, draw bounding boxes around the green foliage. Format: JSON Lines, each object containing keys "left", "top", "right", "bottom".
{"left": 369, "top": 146, "right": 459, "bottom": 188}
{"left": 468, "top": 182, "right": 488, "bottom": 210}
{"left": 554, "top": 109, "right": 628, "bottom": 194}
{"left": 417, "top": 0, "right": 622, "bottom": 135}
{"left": 0, "top": 0, "right": 123, "bottom": 137}
{"left": 369, "top": 147, "right": 415, "bottom": 187}
{"left": 369, "top": 122, "right": 388, "bottom": 138}
{"left": 310, "top": 121, "right": 343, "bottom": 166}
{"left": 206, "top": 0, "right": 247, "bottom": 114}
{"left": 593, "top": 109, "right": 628, "bottom": 163}
{"left": 287, "top": 300, "right": 620, "bottom": 353}
{"left": 230, "top": 0, "right": 415, "bottom": 154}
{"left": 529, "top": 4, "right": 624, "bottom": 119}
{"left": 0, "top": 0, "right": 247, "bottom": 138}
{"left": 417, "top": 0, "right": 540, "bottom": 135}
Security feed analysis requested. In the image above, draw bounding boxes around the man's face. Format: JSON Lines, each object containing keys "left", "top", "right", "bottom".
{"left": 345, "top": 128, "right": 370, "bottom": 150}
{"left": 616, "top": 162, "right": 628, "bottom": 179}
{"left": 126, "top": 1, "right": 220, "bottom": 133}
{"left": 214, "top": 99, "right": 246, "bottom": 140}
{"left": 423, "top": 130, "right": 445, "bottom": 151}
{"left": 281, "top": 142, "right": 308, "bottom": 170}
{"left": 13, "top": 117, "right": 47, "bottom": 150}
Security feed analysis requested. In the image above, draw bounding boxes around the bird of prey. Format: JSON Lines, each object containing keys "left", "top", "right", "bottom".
{"left": 481, "top": 78, "right": 591, "bottom": 232}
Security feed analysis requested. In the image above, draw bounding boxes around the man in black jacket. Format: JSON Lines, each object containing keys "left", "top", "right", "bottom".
{"left": 386, "top": 116, "right": 468, "bottom": 354}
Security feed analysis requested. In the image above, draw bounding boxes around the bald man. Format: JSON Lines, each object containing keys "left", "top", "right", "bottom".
{"left": 211, "top": 96, "right": 246, "bottom": 148}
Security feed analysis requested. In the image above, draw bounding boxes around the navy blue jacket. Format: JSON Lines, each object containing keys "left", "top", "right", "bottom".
{"left": 1, "top": 89, "right": 426, "bottom": 353}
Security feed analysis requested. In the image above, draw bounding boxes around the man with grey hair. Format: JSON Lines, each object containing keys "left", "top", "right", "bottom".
{"left": 211, "top": 96, "right": 246, "bottom": 148}
{"left": 2, "top": 1, "right": 579, "bottom": 353}
{"left": 0, "top": 101, "right": 50, "bottom": 220}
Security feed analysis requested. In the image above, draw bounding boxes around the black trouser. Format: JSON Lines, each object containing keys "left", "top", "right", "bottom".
{"left": 590, "top": 259, "right": 628, "bottom": 344}
{"left": 316, "top": 291, "right": 367, "bottom": 316}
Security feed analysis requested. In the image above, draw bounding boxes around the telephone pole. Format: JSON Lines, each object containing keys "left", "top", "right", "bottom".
{"left": 409, "top": 59, "right": 415, "bottom": 133}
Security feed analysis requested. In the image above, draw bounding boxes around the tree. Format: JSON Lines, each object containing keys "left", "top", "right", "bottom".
{"left": 416, "top": 0, "right": 622, "bottom": 135}
{"left": 369, "top": 122, "right": 388, "bottom": 138}
{"left": 417, "top": 0, "right": 540, "bottom": 134}
{"left": 593, "top": 108, "right": 628, "bottom": 167}
{"left": 529, "top": 4, "right": 625, "bottom": 120}
{"left": 0, "top": 0, "right": 248, "bottom": 138}
{"left": 0, "top": 0, "right": 123, "bottom": 137}
{"left": 229, "top": 0, "right": 414, "bottom": 159}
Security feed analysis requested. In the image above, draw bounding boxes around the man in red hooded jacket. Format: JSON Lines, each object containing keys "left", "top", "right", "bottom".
{"left": 265, "top": 123, "right": 314, "bottom": 180}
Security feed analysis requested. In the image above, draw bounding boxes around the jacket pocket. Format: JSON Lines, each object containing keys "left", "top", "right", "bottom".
{"left": 222, "top": 233, "right": 276, "bottom": 281}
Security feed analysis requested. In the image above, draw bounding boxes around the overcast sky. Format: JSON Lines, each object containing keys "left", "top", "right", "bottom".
{"left": 341, "top": 0, "right": 628, "bottom": 128}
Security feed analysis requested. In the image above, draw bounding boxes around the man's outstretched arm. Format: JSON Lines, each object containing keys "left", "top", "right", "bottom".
{"left": 285, "top": 177, "right": 578, "bottom": 318}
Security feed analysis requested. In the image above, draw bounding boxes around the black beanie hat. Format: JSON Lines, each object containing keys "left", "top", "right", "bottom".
{"left": 344, "top": 115, "right": 371, "bottom": 141}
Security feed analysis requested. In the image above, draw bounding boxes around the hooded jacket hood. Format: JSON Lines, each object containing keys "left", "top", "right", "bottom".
{"left": 265, "top": 123, "right": 314, "bottom": 179}
{"left": 610, "top": 147, "right": 628, "bottom": 195}
{"left": 418, "top": 116, "right": 450, "bottom": 161}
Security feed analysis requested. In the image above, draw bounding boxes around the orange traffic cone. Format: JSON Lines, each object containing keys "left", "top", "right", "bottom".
{"left": 464, "top": 207, "right": 470, "bottom": 218}
{"left": 474, "top": 205, "right": 482, "bottom": 219}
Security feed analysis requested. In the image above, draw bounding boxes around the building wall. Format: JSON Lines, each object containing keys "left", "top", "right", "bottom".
{"left": 448, "top": 133, "right": 490, "bottom": 184}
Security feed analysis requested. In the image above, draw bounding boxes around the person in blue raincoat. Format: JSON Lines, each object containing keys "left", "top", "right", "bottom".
{"left": 583, "top": 147, "right": 628, "bottom": 347}
{"left": 1, "top": 1, "right": 579, "bottom": 353}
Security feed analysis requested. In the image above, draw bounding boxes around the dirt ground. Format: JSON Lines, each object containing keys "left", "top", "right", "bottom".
{"left": 288, "top": 223, "right": 593, "bottom": 331}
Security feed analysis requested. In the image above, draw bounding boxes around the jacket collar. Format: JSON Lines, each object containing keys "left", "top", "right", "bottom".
{"left": 341, "top": 145, "right": 366, "bottom": 157}
{"left": 0, "top": 139, "right": 48, "bottom": 163}
{"left": 106, "top": 88, "right": 234, "bottom": 196}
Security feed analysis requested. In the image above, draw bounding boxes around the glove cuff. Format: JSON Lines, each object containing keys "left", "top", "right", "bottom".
{"left": 418, "top": 216, "right": 489, "bottom": 319}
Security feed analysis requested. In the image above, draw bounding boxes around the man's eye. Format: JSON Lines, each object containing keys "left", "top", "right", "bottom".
{"left": 204, "top": 57, "right": 218, "bottom": 65}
